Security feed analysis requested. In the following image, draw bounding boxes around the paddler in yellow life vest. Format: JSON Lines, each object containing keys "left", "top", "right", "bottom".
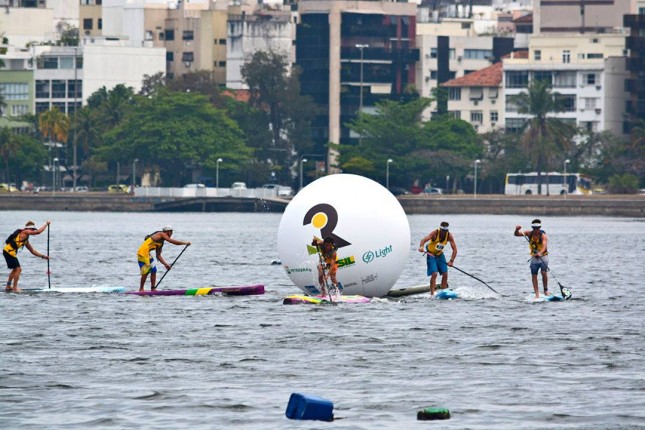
{"left": 136, "top": 225, "right": 191, "bottom": 291}
{"left": 418, "top": 221, "right": 458, "bottom": 296}
{"left": 514, "top": 219, "right": 549, "bottom": 299}
{"left": 3, "top": 220, "right": 50, "bottom": 292}
{"left": 311, "top": 236, "right": 338, "bottom": 296}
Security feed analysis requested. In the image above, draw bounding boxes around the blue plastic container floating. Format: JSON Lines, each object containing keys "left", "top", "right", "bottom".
{"left": 285, "top": 393, "right": 334, "bottom": 421}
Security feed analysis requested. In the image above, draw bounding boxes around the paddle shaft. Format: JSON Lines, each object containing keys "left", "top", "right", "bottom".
{"left": 451, "top": 265, "right": 500, "bottom": 295}
{"left": 47, "top": 224, "right": 51, "bottom": 289}
{"left": 519, "top": 230, "right": 570, "bottom": 298}
{"left": 155, "top": 244, "right": 189, "bottom": 289}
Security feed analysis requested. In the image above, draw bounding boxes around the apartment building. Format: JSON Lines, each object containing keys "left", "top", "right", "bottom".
{"left": 296, "top": 0, "right": 419, "bottom": 171}
{"left": 443, "top": 62, "right": 503, "bottom": 133}
{"left": 503, "top": 33, "right": 629, "bottom": 136}
{"left": 534, "top": 0, "right": 633, "bottom": 35}
{"left": 623, "top": 9, "right": 645, "bottom": 132}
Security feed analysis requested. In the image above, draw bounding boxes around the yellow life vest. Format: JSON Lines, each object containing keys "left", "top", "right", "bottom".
{"left": 3, "top": 229, "right": 30, "bottom": 257}
{"left": 137, "top": 232, "right": 164, "bottom": 256}
{"left": 528, "top": 230, "right": 548, "bottom": 256}
{"left": 425, "top": 229, "right": 449, "bottom": 256}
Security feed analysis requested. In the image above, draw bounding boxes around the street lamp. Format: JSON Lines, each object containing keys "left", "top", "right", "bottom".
{"left": 216, "top": 158, "right": 223, "bottom": 196}
{"left": 132, "top": 158, "right": 138, "bottom": 189}
{"left": 299, "top": 157, "right": 308, "bottom": 191}
{"left": 386, "top": 159, "right": 393, "bottom": 190}
{"left": 563, "top": 158, "right": 570, "bottom": 197}
{"left": 52, "top": 158, "right": 58, "bottom": 196}
{"left": 356, "top": 43, "right": 369, "bottom": 145}
{"left": 72, "top": 46, "right": 79, "bottom": 192}
{"left": 474, "top": 159, "right": 481, "bottom": 199}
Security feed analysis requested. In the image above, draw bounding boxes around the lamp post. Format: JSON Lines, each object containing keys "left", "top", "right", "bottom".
{"left": 132, "top": 158, "right": 138, "bottom": 189}
{"left": 563, "top": 158, "right": 570, "bottom": 198}
{"left": 216, "top": 158, "right": 223, "bottom": 196}
{"left": 52, "top": 158, "right": 58, "bottom": 196}
{"left": 386, "top": 158, "right": 393, "bottom": 190}
{"left": 356, "top": 43, "right": 369, "bottom": 145}
{"left": 474, "top": 159, "right": 481, "bottom": 199}
{"left": 72, "top": 46, "right": 79, "bottom": 192}
{"left": 299, "top": 157, "right": 308, "bottom": 191}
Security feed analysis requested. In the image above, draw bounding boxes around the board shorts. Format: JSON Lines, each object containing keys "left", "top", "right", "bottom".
{"left": 137, "top": 254, "right": 157, "bottom": 276}
{"left": 427, "top": 253, "right": 447, "bottom": 276}
{"left": 3, "top": 250, "right": 20, "bottom": 269}
{"left": 530, "top": 255, "right": 549, "bottom": 275}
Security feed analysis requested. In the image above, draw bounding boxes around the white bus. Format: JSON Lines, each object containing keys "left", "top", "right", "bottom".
{"left": 505, "top": 172, "right": 592, "bottom": 195}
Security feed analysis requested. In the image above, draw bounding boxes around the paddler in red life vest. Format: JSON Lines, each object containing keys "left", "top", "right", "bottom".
{"left": 418, "top": 221, "right": 458, "bottom": 296}
{"left": 3, "top": 220, "right": 50, "bottom": 293}
{"left": 311, "top": 236, "right": 338, "bottom": 296}
{"left": 514, "top": 219, "right": 549, "bottom": 299}
{"left": 136, "top": 225, "right": 191, "bottom": 291}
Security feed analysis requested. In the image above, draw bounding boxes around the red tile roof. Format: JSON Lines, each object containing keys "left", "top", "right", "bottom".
{"left": 441, "top": 62, "right": 503, "bottom": 88}
{"left": 222, "top": 89, "right": 250, "bottom": 103}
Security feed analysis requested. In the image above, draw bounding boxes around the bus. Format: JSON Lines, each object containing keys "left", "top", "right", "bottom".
{"left": 505, "top": 172, "right": 592, "bottom": 195}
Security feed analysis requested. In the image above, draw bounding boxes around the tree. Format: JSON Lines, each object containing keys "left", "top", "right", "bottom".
{"left": 241, "top": 50, "right": 318, "bottom": 182}
{"left": 38, "top": 107, "right": 70, "bottom": 154}
{"left": 510, "top": 79, "right": 575, "bottom": 195}
{"left": 0, "top": 128, "right": 47, "bottom": 184}
{"left": 86, "top": 84, "right": 135, "bottom": 129}
{"left": 101, "top": 90, "right": 251, "bottom": 186}
{"left": 0, "top": 127, "right": 19, "bottom": 182}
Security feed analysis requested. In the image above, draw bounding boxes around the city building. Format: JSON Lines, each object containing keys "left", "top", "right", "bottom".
{"left": 296, "top": 0, "right": 419, "bottom": 171}
{"left": 623, "top": 9, "right": 645, "bottom": 132}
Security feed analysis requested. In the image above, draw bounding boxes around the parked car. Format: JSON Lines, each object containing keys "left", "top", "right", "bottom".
{"left": 0, "top": 183, "right": 19, "bottom": 193}
{"left": 389, "top": 186, "right": 411, "bottom": 196}
{"left": 74, "top": 186, "right": 89, "bottom": 192}
{"left": 262, "top": 183, "right": 293, "bottom": 197}
{"left": 184, "top": 183, "right": 206, "bottom": 189}
{"left": 231, "top": 182, "right": 247, "bottom": 190}
{"left": 108, "top": 184, "right": 129, "bottom": 193}
{"left": 424, "top": 186, "right": 443, "bottom": 194}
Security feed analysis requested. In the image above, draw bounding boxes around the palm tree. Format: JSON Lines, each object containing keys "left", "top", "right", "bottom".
{"left": 71, "top": 107, "right": 101, "bottom": 188}
{"left": 38, "top": 108, "right": 70, "bottom": 186}
{"left": 0, "top": 127, "right": 20, "bottom": 182}
{"left": 511, "top": 79, "right": 575, "bottom": 195}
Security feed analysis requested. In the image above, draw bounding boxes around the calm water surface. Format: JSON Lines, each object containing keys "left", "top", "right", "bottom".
{"left": 1, "top": 211, "right": 644, "bottom": 429}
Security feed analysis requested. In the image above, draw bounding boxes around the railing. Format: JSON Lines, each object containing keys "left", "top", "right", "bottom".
{"left": 134, "top": 187, "right": 292, "bottom": 199}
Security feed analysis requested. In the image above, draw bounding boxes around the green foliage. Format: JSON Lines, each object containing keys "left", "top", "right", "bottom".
{"left": 0, "top": 129, "right": 47, "bottom": 183}
{"left": 101, "top": 90, "right": 251, "bottom": 186}
{"left": 607, "top": 173, "right": 640, "bottom": 194}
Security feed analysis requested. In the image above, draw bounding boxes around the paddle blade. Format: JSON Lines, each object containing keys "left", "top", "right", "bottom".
{"left": 560, "top": 285, "right": 572, "bottom": 300}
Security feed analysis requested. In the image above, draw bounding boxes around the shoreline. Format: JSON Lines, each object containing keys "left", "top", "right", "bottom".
{"left": 0, "top": 193, "right": 643, "bottom": 217}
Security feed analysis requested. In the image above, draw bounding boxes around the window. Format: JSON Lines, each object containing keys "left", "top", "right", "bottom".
{"left": 448, "top": 111, "right": 461, "bottom": 120}
{"left": 59, "top": 57, "right": 74, "bottom": 69}
{"left": 505, "top": 95, "right": 518, "bottom": 113}
{"left": 490, "top": 111, "right": 498, "bottom": 122}
{"left": 586, "top": 73, "right": 596, "bottom": 85}
{"left": 584, "top": 98, "right": 597, "bottom": 109}
{"left": 430, "top": 48, "right": 437, "bottom": 59}
{"left": 449, "top": 71, "right": 456, "bottom": 79}
{"left": 67, "top": 80, "right": 82, "bottom": 98}
{"left": 51, "top": 80, "right": 66, "bottom": 98}
{"left": 534, "top": 49, "right": 541, "bottom": 61}
{"left": 562, "top": 50, "right": 570, "bottom": 64}
{"left": 553, "top": 71, "right": 576, "bottom": 88}
{"left": 181, "top": 52, "right": 194, "bottom": 62}
{"left": 183, "top": 30, "right": 194, "bottom": 41}
{"left": 464, "top": 49, "right": 493, "bottom": 60}
{"left": 36, "top": 102, "right": 49, "bottom": 113}
{"left": 448, "top": 88, "right": 461, "bottom": 101}
{"left": 505, "top": 71, "right": 528, "bottom": 88}
{"left": 471, "top": 111, "right": 483, "bottom": 123}
{"left": 166, "top": 52, "right": 174, "bottom": 62}
{"left": 218, "top": 39, "right": 226, "bottom": 45}
{"left": 98, "top": 19, "right": 102, "bottom": 30}
{"left": 587, "top": 53, "right": 603, "bottom": 59}
{"left": 430, "top": 70, "right": 437, "bottom": 80}
{"left": 165, "top": 30, "right": 175, "bottom": 41}
{"left": 505, "top": 118, "right": 526, "bottom": 133}
{"left": 469, "top": 88, "right": 483, "bottom": 100}
{"left": 218, "top": 61, "right": 226, "bottom": 67}
{"left": 11, "top": 105, "right": 28, "bottom": 116}
{"left": 36, "top": 80, "right": 50, "bottom": 98}
{"left": 0, "top": 83, "right": 29, "bottom": 100}
{"left": 83, "top": 18, "right": 93, "bottom": 30}
{"left": 145, "top": 31, "right": 153, "bottom": 41}
{"left": 42, "top": 57, "right": 58, "bottom": 69}
{"left": 555, "top": 94, "right": 576, "bottom": 112}
{"left": 489, "top": 88, "right": 498, "bottom": 98}
{"left": 533, "top": 71, "right": 552, "bottom": 85}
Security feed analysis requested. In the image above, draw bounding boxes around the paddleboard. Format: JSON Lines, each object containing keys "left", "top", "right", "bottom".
{"left": 386, "top": 285, "right": 430, "bottom": 297}
{"left": 528, "top": 294, "right": 565, "bottom": 303}
{"left": 126, "top": 284, "right": 265, "bottom": 297}
{"left": 283, "top": 294, "right": 371, "bottom": 305}
{"left": 435, "top": 290, "right": 459, "bottom": 300}
{"left": 21, "top": 286, "right": 127, "bottom": 293}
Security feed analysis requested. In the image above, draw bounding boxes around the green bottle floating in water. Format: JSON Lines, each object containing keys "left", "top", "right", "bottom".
{"left": 417, "top": 407, "right": 451, "bottom": 421}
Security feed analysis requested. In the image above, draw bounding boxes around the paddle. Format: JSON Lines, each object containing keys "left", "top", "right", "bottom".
{"left": 155, "top": 244, "right": 189, "bottom": 290}
{"left": 451, "top": 265, "right": 501, "bottom": 295}
{"left": 47, "top": 223, "right": 51, "bottom": 289}
{"left": 519, "top": 230, "right": 571, "bottom": 300}
{"left": 315, "top": 244, "right": 336, "bottom": 303}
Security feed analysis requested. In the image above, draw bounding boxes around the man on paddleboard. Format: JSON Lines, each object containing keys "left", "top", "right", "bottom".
{"left": 311, "top": 236, "right": 338, "bottom": 297}
{"left": 514, "top": 219, "right": 549, "bottom": 299}
{"left": 418, "top": 221, "right": 458, "bottom": 296}
{"left": 137, "top": 225, "right": 191, "bottom": 291}
{"left": 3, "top": 220, "right": 50, "bottom": 293}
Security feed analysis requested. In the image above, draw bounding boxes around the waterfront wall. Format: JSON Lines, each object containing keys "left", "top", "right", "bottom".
{"left": 0, "top": 193, "right": 643, "bottom": 217}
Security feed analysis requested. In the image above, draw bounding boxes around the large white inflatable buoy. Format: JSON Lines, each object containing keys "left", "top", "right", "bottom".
{"left": 277, "top": 174, "right": 410, "bottom": 297}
